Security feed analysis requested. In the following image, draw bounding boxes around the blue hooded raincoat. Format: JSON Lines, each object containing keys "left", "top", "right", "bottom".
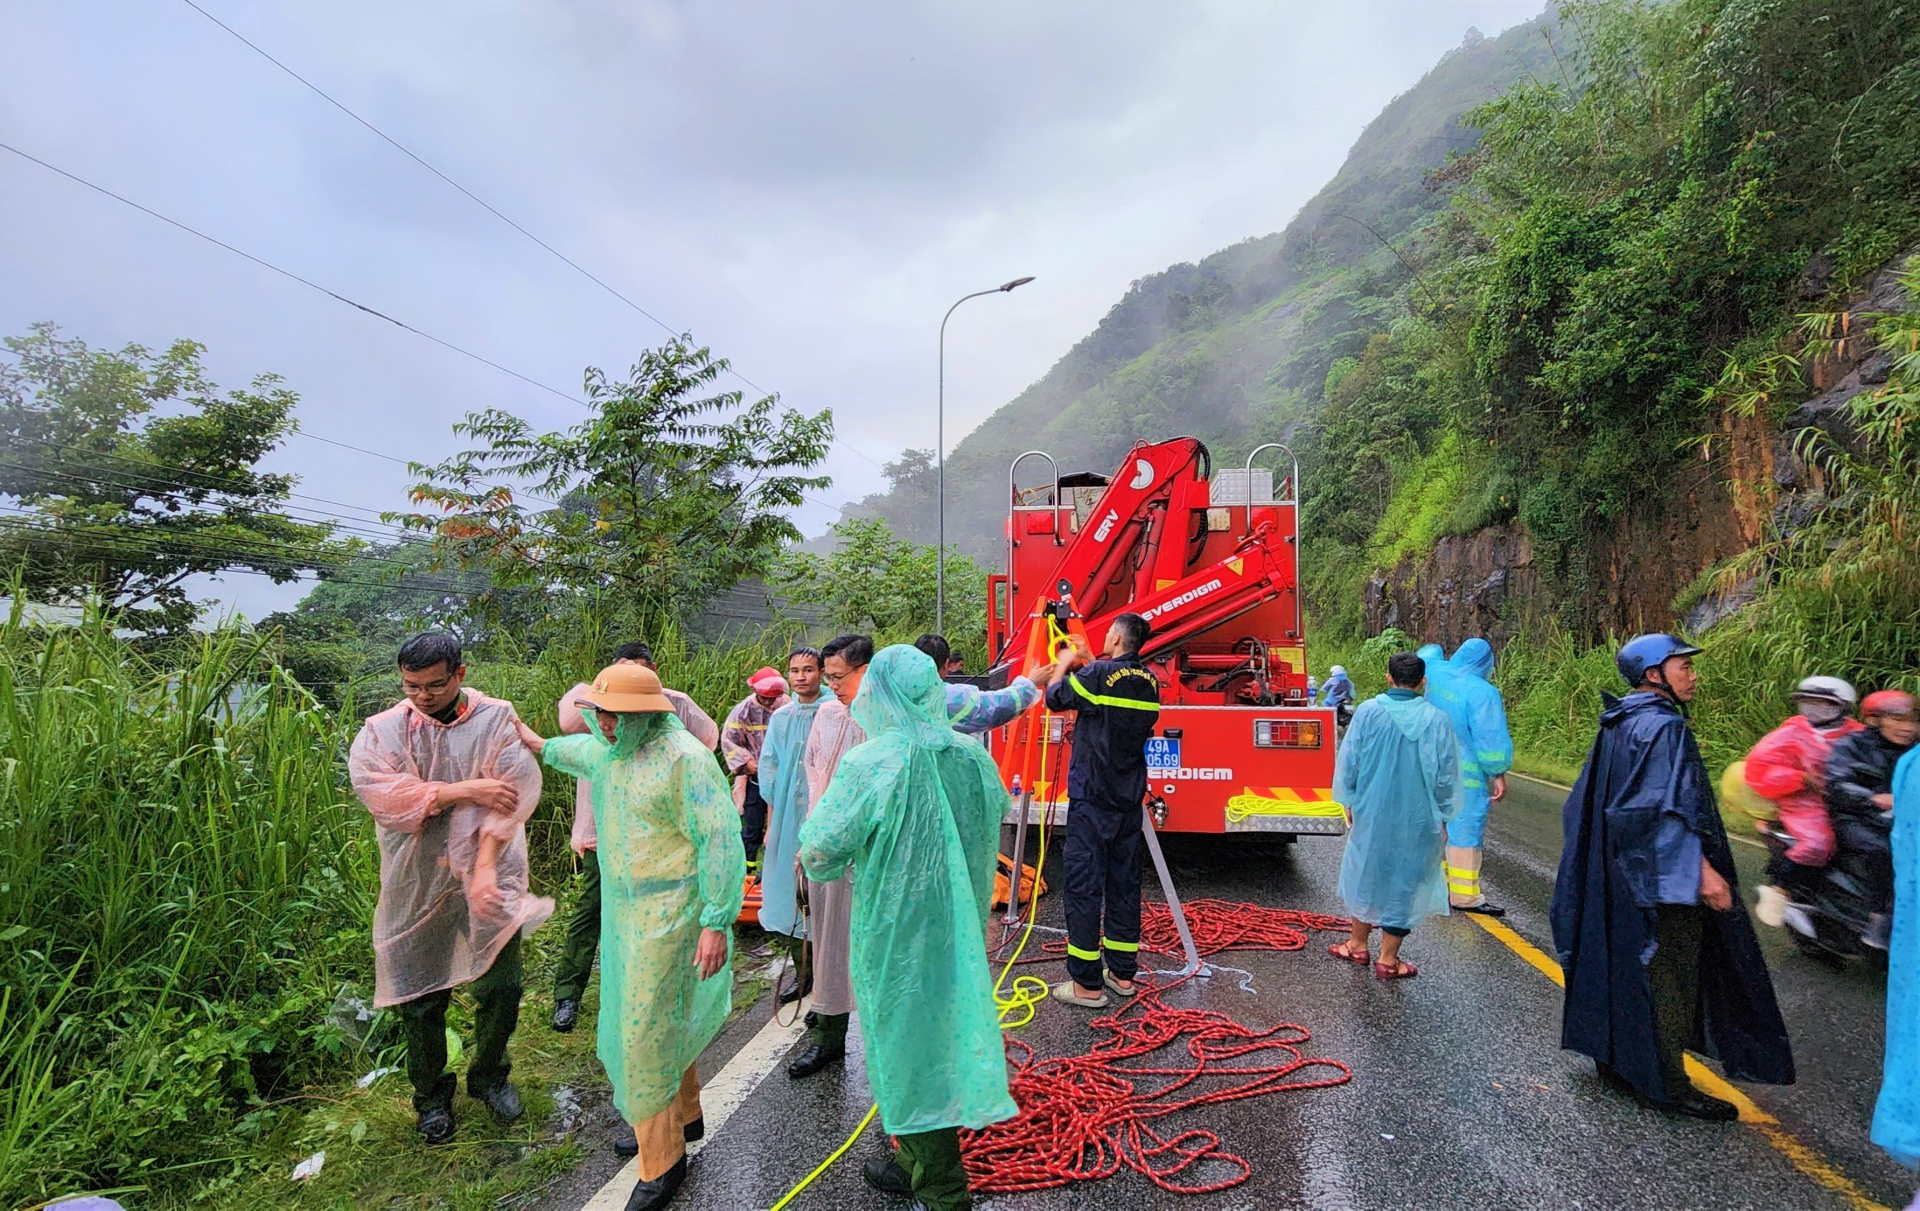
{"left": 757, "top": 695, "right": 825, "bottom": 936}
{"left": 797, "top": 645, "right": 1018, "bottom": 1135}
{"left": 1550, "top": 691, "right": 1793, "bottom": 1104}
{"left": 1873, "top": 747, "right": 1920, "bottom": 1167}
{"left": 1425, "top": 638, "right": 1515, "bottom": 849}
{"left": 1334, "top": 690, "right": 1464, "bottom": 929}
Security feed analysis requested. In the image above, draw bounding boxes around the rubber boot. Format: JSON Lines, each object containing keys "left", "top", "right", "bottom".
{"left": 1446, "top": 846, "right": 1503, "bottom": 915}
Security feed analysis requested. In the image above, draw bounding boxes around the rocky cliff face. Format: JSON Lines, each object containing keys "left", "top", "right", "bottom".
{"left": 1364, "top": 248, "right": 1915, "bottom": 646}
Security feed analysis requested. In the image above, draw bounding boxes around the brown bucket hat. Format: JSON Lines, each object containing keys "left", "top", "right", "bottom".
{"left": 578, "top": 662, "right": 675, "bottom": 713}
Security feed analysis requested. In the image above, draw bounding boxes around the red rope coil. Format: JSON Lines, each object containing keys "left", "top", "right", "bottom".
{"left": 965, "top": 900, "right": 1354, "bottom": 1195}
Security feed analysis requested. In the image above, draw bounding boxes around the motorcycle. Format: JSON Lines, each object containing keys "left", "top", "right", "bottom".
{"left": 1755, "top": 820, "right": 1888, "bottom": 967}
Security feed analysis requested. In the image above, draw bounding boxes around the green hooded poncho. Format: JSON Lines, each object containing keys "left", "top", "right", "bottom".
{"left": 543, "top": 710, "right": 745, "bottom": 1124}
{"left": 797, "top": 644, "right": 1018, "bottom": 1135}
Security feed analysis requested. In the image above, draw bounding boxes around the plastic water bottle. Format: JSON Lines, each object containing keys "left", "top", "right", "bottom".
{"left": 1010, "top": 774, "right": 1023, "bottom": 797}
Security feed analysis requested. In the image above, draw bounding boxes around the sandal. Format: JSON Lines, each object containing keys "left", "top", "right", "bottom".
{"left": 1327, "top": 941, "right": 1370, "bottom": 965}
{"left": 1373, "top": 959, "right": 1418, "bottom": 980}
{"left": 1103, "top": 972, "right": 1136, "bottom": 998}
{"left": 1050, "top": 981, "right": 1109, "bottom": 1009}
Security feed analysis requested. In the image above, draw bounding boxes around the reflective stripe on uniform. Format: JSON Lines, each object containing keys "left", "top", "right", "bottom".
{"left": 1445, "top": 864, "right": 1480, "bottom": 894}
{"left": 1101, "top": 938, "right": 1140, "bottom": 953}
{"left": 1066, "top": 942, "right": 1102, "bottom": 961}
{"left": 1068, "top": 673, "right": 1160, "bottom": 711}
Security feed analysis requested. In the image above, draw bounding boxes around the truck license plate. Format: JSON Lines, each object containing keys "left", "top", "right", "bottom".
{"left": 1145, "top": 737, "right": 1180, "bottom": 770}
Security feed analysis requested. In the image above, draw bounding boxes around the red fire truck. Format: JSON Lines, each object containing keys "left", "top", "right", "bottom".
{"left": 985, "top": 437, "right": 1343, "bottom": 839}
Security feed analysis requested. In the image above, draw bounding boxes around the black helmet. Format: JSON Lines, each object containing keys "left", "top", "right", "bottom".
{"left": 1616, "top": 633, "right": 1703, "bottom": 687}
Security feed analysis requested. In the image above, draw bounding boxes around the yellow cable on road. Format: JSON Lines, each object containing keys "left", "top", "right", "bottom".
{"left": 766, "top": 1102, "right": 878, "bottom": 1211}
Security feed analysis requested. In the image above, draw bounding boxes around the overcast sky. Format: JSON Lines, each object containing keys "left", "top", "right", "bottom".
{"left": 0, "top": 0, "right": 1543, "bottom": 619}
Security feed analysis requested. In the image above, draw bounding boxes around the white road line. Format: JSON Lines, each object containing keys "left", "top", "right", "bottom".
{"left": 579, "top": 1001, "right": 811, "bottom": 1211}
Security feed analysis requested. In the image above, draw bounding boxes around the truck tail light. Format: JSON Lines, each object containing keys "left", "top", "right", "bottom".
{"left": 1254, "top": 718, "right": 1321, "bottom": 749}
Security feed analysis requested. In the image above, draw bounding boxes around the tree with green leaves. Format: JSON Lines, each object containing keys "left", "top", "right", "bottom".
{"left": 0, "top": 323, "right": 346, "bottom": 630}
{"left": 778, "top": 516, "right": 990, "bottom": 668}
{"left": 392, "top": 336, "right": 833, "bottom": 629}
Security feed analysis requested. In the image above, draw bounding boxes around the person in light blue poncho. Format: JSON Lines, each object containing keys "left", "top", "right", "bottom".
{"left": 1873, "top": 746, "right": 1920, "bottom": 1204}
{"left": 757, "top": 647, "right": 827, "bottom": 1004}
{"left": 1417, "top": 642, "right": 1445, "bottom": 670}
{"left": 1426, "top": 638, "right": 1515, "bottom": 916}
{"left": 914, "top": 633, "right": 1057, "bottom": 737}
{"left": 1329, "top": 649, "right": 1462, "bottom": 979}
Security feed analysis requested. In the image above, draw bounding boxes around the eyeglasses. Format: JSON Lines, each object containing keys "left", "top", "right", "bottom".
{"left": 402, "top": 675, "right": 458, "bottom": 695}
{"left": 824, "top": 667, "right": 866, "bottom": 686}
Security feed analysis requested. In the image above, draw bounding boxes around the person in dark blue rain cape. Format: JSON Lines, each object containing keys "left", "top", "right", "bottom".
{"left": 1872, "top": 745, "right": 1920, "bottom": 1200}
{"left": 1426, "top": 638, "right": 1514, "bottom": 916}
{"left": 1550, "top": 634, "right": 1793, "bottom": 1122}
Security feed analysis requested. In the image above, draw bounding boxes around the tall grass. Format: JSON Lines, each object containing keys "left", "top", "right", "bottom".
{"left": 0, "top": 600, "right": 377, "bottom": 1207}
{"left": 0, "top": 592, "right": 812, "bottom": 1205}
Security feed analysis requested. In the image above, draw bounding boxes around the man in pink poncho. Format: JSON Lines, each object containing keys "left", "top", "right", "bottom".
{"left": 348, "top": 632, "right": 554, "bottom": 1146}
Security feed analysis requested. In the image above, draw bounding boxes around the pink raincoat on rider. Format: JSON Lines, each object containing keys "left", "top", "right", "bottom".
{"left": 1743, "top": 713, "right": 1864, "bottom": 865}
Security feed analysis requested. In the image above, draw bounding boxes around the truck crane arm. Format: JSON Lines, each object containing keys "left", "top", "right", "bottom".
{"left": 1083, "top": 520, "right": 1296, "bottom": 659}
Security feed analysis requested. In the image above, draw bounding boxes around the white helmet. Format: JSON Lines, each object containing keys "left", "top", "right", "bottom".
{"left": 1792, "top": 675, "right": 1858, "bottom": 708}
{"left": 1329, "top": 665, "right": 1347, "bottom": 677}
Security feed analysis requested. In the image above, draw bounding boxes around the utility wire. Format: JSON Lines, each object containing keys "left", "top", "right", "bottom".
{"left": 0, "top": 139, "right": 586, "bottom": 410}
{"left": 178, "top": 0, "right": 885, "bottom": 472}
{"left": 1, "top": 457, "right": 414, "bottom": 544}
{"left": 0, "top": 143, "right": 851, "bottom": 513}
{"left": 0, "top": 518, "right": 482, "bottom": 600}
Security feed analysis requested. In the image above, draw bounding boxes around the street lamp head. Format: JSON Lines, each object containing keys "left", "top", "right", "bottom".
{"left": 999, "top": 276, "right": 1036, "bottom": 292}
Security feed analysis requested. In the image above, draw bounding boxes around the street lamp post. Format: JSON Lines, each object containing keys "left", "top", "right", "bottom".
{"left": 937, "top": 275, "right": 1034, "bottom": 635}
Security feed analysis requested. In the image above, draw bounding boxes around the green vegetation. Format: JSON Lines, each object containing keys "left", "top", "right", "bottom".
{"left": 394, "top": 336, "right": 833, "bottom": 631}
{"left": 0, "top": 325, "right": 347, "bottom": 632}
{"left": 0, "top": 595, "right": 794, "bottom": 1209}
{"left": 777, "top": 516, "right": 991, "bottom": 670}
{"left": 0, "top": 315, "right": 948, "bottom": 1205}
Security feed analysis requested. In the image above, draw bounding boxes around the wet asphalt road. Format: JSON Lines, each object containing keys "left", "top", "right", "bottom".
{"left": 581, "top": 775, "right": 1914, "bottom": 1210}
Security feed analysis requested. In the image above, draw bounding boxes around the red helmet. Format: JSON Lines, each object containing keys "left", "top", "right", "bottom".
{"left": 1862, "top": 690, "right": 1916, "bottom": 720}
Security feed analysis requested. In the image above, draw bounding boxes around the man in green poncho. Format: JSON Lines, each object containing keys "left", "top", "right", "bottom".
{"left": 515, "top": 662, "right": 744, "bottom": 1211}
{"left": 798, "top": 644, "right": 1017, "bottom": 1211}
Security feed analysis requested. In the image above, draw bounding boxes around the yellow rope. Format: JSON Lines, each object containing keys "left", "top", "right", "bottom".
{"left": 766, "top": 1102, "right": 879, "bottom": 1211}
{"left": 994, "top": 618, "right": 1067, "bottom": 1029}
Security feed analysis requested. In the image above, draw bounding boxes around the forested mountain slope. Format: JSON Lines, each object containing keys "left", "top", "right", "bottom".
{"left": 850, "top": 15, "right": 1561, "bottom": 557}
{"left": 855, "top": 0, "right": 1920, "bottom": 777}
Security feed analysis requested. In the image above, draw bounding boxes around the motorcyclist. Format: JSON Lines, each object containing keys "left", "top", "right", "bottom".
{"left": 1825, "top": 691, "right": 1919, "bottom": 950}
{"left": 1321, "top": 665, "right": 1355, "bottom": 728}
{"left": 1744, "top": 676, "right": 1863, "bottom": 923}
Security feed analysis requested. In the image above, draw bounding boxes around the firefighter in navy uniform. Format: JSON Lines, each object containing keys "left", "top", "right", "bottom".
{"left": 1044, "top": 611, "right": 1162, "bottom": 1008}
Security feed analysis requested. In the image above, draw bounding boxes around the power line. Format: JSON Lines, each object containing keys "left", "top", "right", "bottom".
{"left": 20, "top": 435, "right": 409, "bottom": 525}
{"left": 0, "top": 456, "right": 412, "bottom": 545}
{"left": 0, "top": 508, "right": 484, "bottom": 598}
{"left": 0, "top": 520, "right": 482, "bottom": 601}
{"left": 0, "top": 139, "right": 586, "bottom": 410}
{"left": 178, "top": 0, "right": 884, "bottom": 472}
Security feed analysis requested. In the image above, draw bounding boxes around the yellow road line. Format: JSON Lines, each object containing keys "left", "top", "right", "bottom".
{"left": 1465, "top": 913, "right": 1890, "bottom": 1211}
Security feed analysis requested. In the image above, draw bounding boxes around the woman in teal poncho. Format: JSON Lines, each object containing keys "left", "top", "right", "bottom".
{"left": 516, "top": 662, "right": 743, "bottom": 1211}
{"left": 798, "top": 644, "right": 1016, "bottom": 1211}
